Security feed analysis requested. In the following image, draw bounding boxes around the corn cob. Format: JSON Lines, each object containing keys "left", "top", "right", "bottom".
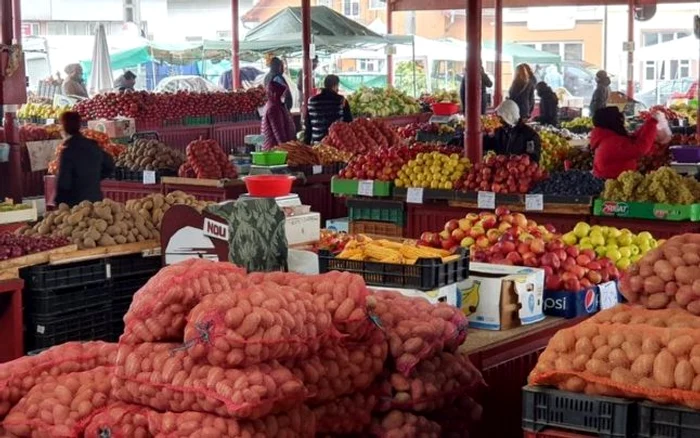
{"left": 399, "top": 245, "right": 446, "bottom": 260}
{"left": 365, "top": 243, "right": 399, "bottom": 261}
{"left": 375, "top": 239, "right": 404, "bottom": 250}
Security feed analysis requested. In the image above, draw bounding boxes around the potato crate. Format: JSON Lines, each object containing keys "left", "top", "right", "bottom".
{"left": 25, "top": 305, "right": 112, "bottom": 351}
{"left": 638, "top": 401, "right": 700, "bottom": 438}
{"left": 25, "top": 281, "right": 112, "bottom": 315}
{"left": 318, "top": 247, "right": 469, "bottom": 291}
{"left": 522, "top": 386, "right": 636, "bottom": 438}
{"left": 349, "top": 220, "right": 403, "bottom": 238}
{"left": 21, "top": 259, "right": 108, "bottom": 291}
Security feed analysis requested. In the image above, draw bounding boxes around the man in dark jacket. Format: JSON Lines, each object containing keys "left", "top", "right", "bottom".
{"left": 535, "top": 81, "right": 559, "bottom": 126}
{"left": 460, "top": 65, "right": 492, "bottom": 115}
{"left": 304, "top": 75, "right": 352, "bottom": 144}
{"left": 590, "top": 70, "right": 611, "bottom": 115}
{"left": 484, "top": 99, "right": 542, "bottom": 163}
{"left": 55, "top": 112, "right": 115, "bottom": 207}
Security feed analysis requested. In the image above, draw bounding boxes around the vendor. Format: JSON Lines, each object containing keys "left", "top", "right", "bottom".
{"left": 114, "top": 71, "right": 136, "bottom": 92}
{"left": 535, "top": 82, "right": 559, "bottom": 126}
{"left": 62, "top": 64, "right": 88, "bottom": 98}
{"left": 55, "top": 112, "right": 115, "bottom": 207}
{"left": 590, "top": 106, "right": 659, "bottom": 179}
{"left": 484, "top": 100, "right": 542, "bottom": 163}
{"left": 304, "top": 75, "right": 352, "bottom": 144}
{"left": 261, "top": 80, "right": 296, "bottom": 150}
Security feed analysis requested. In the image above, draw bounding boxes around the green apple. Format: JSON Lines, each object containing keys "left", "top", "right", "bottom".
{"left": 619, "top": 247, "right": 632, "bottom": 258}
{"left": 617, "top": 233, "right": 633, "bottom": 247}
{"left": 629, "top": 245, "right": 640, "bottom": 256}
{"left": 573, "top": 222, "right": 591, "bottom": 239}
{"left": 606, "top": 248, "right": 622, "bottom": 262}
{"left": 562, "top": 232, "right": 578, "bottom": 245}
{"left": 595, "top": 246, "right": 608, "bottom": 257}
{"left": 616, "top": 257, "right": 631, "bottom": 270}
{"left": 590, "top": 233, "right": 605, "bottom": 247}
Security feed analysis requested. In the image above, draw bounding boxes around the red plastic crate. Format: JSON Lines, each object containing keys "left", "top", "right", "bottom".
{"left": 158, "top": 126, "right": 212, "bottom": 153}
{"left": 524, "top": 429, "right": 597, "bottom": 438}
{"left": 211, "top": 121, "right": 261, "bottom": 155}
{"left": 101, "top": 180, "right": 162, "bottom": 204}
{"left": 162, "top": 182, "right": 245, "bottom": 202}
{"left": 0, "top": 278, "right": 24, "bottom": 363}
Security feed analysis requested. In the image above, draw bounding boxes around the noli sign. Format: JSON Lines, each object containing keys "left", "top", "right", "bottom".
{"left": 203, "top": 218, "right": 229, "bottom": 241}
{"left": 602, "top": 201, "right": 629, "bottom": 216}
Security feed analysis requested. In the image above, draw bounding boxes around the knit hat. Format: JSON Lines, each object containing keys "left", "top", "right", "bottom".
{"left": 496, "top": 100, "right": 520, "bottom": 126}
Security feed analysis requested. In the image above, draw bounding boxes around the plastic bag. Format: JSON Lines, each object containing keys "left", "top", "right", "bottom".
{"left": 121, "top": 259, "right": 248, "bottom": 344}
{"left": 371, "top": 411, "right": 442, "bottom": 438}
{"left": 82, "top": 403, "right": 149, "bottom": 438}
{"left": 313, "top": 393, "right": 377, "bottom": 434}
{"left": 112, "top": 343, "right": 305, "bottom": 419}
{"left": 0, "top": 341, "right": 117, "bottom": 417}
{"left": 654, "top": 112, "right": 672, "bottom": 144}
{"left": 183, "top": 282, "right": 339, "bottom": 368}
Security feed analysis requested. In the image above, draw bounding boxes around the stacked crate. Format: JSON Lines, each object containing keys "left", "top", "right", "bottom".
{"left": 347, "top": 198, "right": 405, "bottom": 238}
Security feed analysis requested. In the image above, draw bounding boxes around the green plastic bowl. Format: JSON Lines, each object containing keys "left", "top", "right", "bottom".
{"left": 251, "top": 151, "right": 288, "bottom": 166}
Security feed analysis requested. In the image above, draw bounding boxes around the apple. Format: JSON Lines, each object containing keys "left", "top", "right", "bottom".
{"left": 498, "top": 233, "right": 515, "bottom": 243}
{"left": 420, "top": 232, "right": 435, "bottom": 245}
{"left": 540, "top": 253, "right": 561, "bottom": 270}
{"left": 522, "top": 252, "right": 539, "bottom": 267}
{"left": 581, "top": 249, "right": 596, "bottom": 260}
{"left": 486, "top": 229, "right": 501, "bottom": 243}
{"left": 530, "top": 238, "right": 546, "bottom": 255}
{"left": 517, "top": 242, "right": 531, "bottom": 254}
{"left": 587, "top": 270, "right": 602, "bottom": 284}
{"left": 441, "top": 239, "right": 456, "bottom": 251}
{"left": 562, "top": 257, "right": 577, "bottom": 271}
{"left": 500, "top": 240, "right": 516, "bottom": 254}
{"left": 439, "top": 230, "right": 451, "bottom": 241}
{"left": 501, "top": 214, "right": 514, "bottom": 225}
{"left": 512, "top": 213, "right": 528, "bottom": 229}
{"left": 554, "top": 248, "right": 568, "bottom": 262}
{"left": 576, "top": 254, "right": 592, "bottom": 267}
{"left": 465, "top": 213, "right": 479, "bottom": 221}
{"left": 580, "top": 278, "right": 593, "bottom": 289}
{"left": 526, "top": 220, "right": 538, "bottom": 229}
{"left": 570, "top": 265, "right": 587, "bottom": 280}
{"left": 480, "top": 215, "right": 498, "bottom": 230}
{"left": 564, "top": 277, "right": 581, "bottom": 292}
{"left": 586, "top": 261, "right": 602, "bottom": 271}
{"left": 451, "top": 229, "right": 467, "bottom": 242}
{"left": 458, "top": 218, "right": 472, "bottom": 231}
{"left": 545, "top": 274, "right": 562, "bottom": 290}
{"left": 548, "top": 240, "right": 565, "bottom": 251}
{"left": 460, "top": 237, "right": 475, "bottom": 248}
{"left": 505, "top": 251, "right": 523, "bottom": 264}
{"left": 469, "top": 226, "right": 486, "bottom": 239}
{"left": 542, "top": 265, "right": 554, "bottom": 277}
{"left": 498, "top": 222, "right": 512, "bottom": 232}
{"left": 495, "top": 206, "right": 510, "bottom": 216}
{"left": 476, "top": 236, "right": 491, "bottom": 248}
{"left": 445, "top": 220, "right": 460, "bottom": 233}
{"left": 566, "top": 246, "right": 580, "bottom": 259}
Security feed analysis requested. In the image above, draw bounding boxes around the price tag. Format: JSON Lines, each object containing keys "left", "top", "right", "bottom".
{"left": 406, "top": 187, "right": 424, "bottom": 204}
{"left": 477, "top": 191, "right": 495, "bottom": 209}
{"left": 599, "top": 282, "right": 619, "bottom": 310}
{"left": 36, "top": 325, "right": 45, "bottom": 334}
{"left": 105, "top": 263, "right": 112, "bottom": 279}
{"left": 312, "top": 165, "right": 323, "bottom": 175}
{"left": 45, "top": 118, "right": 55, "bottom": 125}
{"left": 142, "top": 170, "right": 156, "bottom": 185}
{"left": 525, "top": 194, "right": 544, "bottom": 211}
{"left": 358, "top": 180, "right": 374, "bottom": 197}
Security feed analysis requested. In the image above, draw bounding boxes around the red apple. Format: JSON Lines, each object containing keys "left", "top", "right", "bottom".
{"left": 570, "top": 265, "right": 586, "bottom": 280}
{"left": 548, "top": 240, "right": 565, "bottom": 251}
{"left": 587, "top": 270, "right": 603, "bottom": 284}
{"left": 517, "top": 242, "right": 531, "bottom": 255}
{"left": 486, "top": 229, "right": 501, "bottom": 243}
{"left": 545, "top": 274, "right": 562, "bottom": 290}
{"left": 495, "top": 206, "right": 510, "bottom": 216}
{"left": 562, "top": 257, "right": 577, "bottom": 271}
{"left": 542, "top": 265, "right": 554, "bottom": 277}
{"left": 420, "top": 232, "right": 435, "bottom": 245}
{"left": 580, "top": 278, "right": 593, "bottom": 289}
{"left": 469, "top": 226, "right": 485, "bottom": 239}
{"left": 476, "top": 236, "right": 490, "bottom": 248}
{"left": 576, "top": 254, "right": 592, "bottom": 267}
{"left": 512, "top": 213, "right": 528, "bottom": 228}
{"left": 451, "top": 229, "right": 466, "bottom": 242}
{"left": 540, "top": 253, "right": 561, "bottom": 270}
{"left": 500, "top": 240, "right": 516, "bottom": 254}
{"left": 506, "top": 251, "right": 523, "bottom": 265}
{"left": 522, "top": 252, "right": 539, "bottom": 267}
{"left": 458, "top": 218, "right": 472, "bottom": 231}
{"left": 441, "top": 239, "right": 456, "bottom": 251}
{"left": 498, "top": 222, "right": 512, "bottom": 232}
{"left": 445, "top": 220, "right": 460, "bottom": 233}
{"left": 564, "top": 277, "right": 581, "bottom": 292}
{"left": 566, "top": 246, "right": 580, "bottom": 259}
{"left": 554, "top": 248, "right": 568, "bottom": 262}
{"left": 586, "top": 261, "right": 602, "bottom": 271}
{"left": 581, "top": 249, "right": 596, "bottom": 260}
{"left": 501, "top": 214, "right": 514, "bottom": 225}
{"left": 530, "top": 238, "right": 546, "bottom": 255}
{"left": 480, "top": 215, "right": 498, "bottom": 230}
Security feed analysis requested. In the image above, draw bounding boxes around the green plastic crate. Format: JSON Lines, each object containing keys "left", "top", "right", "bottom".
{"left": 184, "top": 116, "right": 212, "bottom": 126}
{"left": 349, "top": 207, "right": 404, "bottom": 226}
{"left": 251, "top": 151, "right": 288, "bottom": 166}
{"left": 593, "top": 198, "right": 700, "bottom": 222}
{"left": 330, "top": 177, "right": 392, "bottom": 197}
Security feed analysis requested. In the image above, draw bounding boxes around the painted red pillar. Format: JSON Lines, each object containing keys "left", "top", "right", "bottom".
{"left": 386, "top": 1, "right": 393, "bottom": 87}
{"left": 494, "top": 0, "right": 503, "bottom": 107}
{"left": 466, "top": 0, "right": 483, "bottom": 162}
{"left": 232, "top": 0, "right": 241, "bottom": 88}
{"left": 12, "top": 0, "right": 20, "bottom": 42}
{"left": 626, "top": 0, "right": 635, "bottom": 98}
{"left": 2, "top": 0, "right": 21, "bottom": 201}
{"left": 301, "top": 0, "right": 312, "bottom": 111}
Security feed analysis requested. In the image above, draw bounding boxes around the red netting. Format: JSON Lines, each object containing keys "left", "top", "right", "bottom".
{"left": 82, "top": 403, "right": 149, "bottom": 438}
{"left": 590, "top": 305, "right": 700, "bottom": 329}
{"left": 426, "top": 394, "right": 482, "bottom": 438}
{"left": 312, "top": 392, "right": 377, "bottom": 435}
{"left": 371, "top": 410, "right": 442, "bottom": 438}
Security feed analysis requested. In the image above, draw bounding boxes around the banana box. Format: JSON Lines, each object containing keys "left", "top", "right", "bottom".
{"left": 457, "top": 263, "right": 545, "bottom": 330}
{"left": 368, "top": 283, "right": 460, "bottom": 307}
{"left": 87, "top": 118, "right": 136, "bottom": 139}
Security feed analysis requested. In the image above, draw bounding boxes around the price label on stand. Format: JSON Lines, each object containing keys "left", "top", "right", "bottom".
{"left": 358, "top": 180, "right": 374, "bottom": 197}
{"left": 46, "top": 118, "right": 55, "bottom": 125}
{"left": 599, "top": 282, "right": 619, "bottom": 310}
{"left": 142, "top": 170, "right": 157, "bottom": 185}
{"left": 525, "top": 194, "right": 544, "bottom": 211}
{"left": 406, "top": 187, "right": 424, "bottom": 204}
{"left": 477, "top": 191, "right": 495, "bottom": 209}
{"left": 312, "top": 165, "right": 323, "bottom": 175}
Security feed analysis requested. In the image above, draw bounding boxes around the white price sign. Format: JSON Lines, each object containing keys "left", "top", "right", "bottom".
{"left": 142, "top": 170, "right": 157, "bottom": 185}
{"left": 46, "top": 118, "right": 55, "bottom": 125}
{"left": 599, "top": 282, "right": 619, "bottom": 310}
{"left": 312, "top": 165, "right": 323, "bottom": 175}
{"left": 358, "top": 180, "right": 374, "bottom": 197}
{"left": 525, "top": 194, "right": 544, "bottom": 211}
{"left": 477, "top": 191, "right": 495, "bottom": 209}
{"left": 406, "top": 187, "right": 424, "bottom": 204}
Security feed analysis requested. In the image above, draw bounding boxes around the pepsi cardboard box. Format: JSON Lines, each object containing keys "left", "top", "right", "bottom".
{"left": 543, "top": 285, "right": 599, "bottom": 319}
{"left": 369, "top": 283, "right": 461, "bottom": 308}
{"left": 457, "top": 263, "right": 545, "bottom": 331}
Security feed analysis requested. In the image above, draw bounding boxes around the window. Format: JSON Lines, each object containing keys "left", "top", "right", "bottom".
{"left": 343, "top": 0, "right": 359, "bottom": 17}
{"left": 317, "top": 0, "right": 332, "bottom": 7}
{"left": 519, "top": 42, "right": 583, "bottom": 62}
{"left": 369, "top": 0, "right": 385, "bottom": 9}
{"left": 65, "top": 22, "right": 88, "bottom": 35}
{"left": 541, "top": 43, "right": 560, "bottom": 55}
{"left": 47, "top": 22, "right": 66, "bottom": 35}
{"left": 661, "top": 32, "right": 675, "bottom": 43}
{"left": 521, "top": 44, "right": 536, "bottom": 50}
{"left": 216, "top": 30, "right": 232, "bottom": 39}
{"left": 643, "top": 31, "right": 692, "bottom": 47}
{"left": 645, "top": 61, "right": 655, "bottom": 80}
{"left": 357, "top": 59, "right": 383, "bottom": 72}
{"left": 563, "top": 43, "right": 583, "bottom": 61}
{"left": 680, "top": 60, "right": 690, "bottom": 78}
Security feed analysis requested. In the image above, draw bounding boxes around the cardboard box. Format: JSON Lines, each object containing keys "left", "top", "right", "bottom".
{"left": 543, "top": 286, "right": 599, "bottom": 319}
{"left": 369, "top": 283, "right": 461, "bottom": 307}
{"left": 325, "top": 217, "right": 349, "bottom": 233}
{"left": 87, "top": 118, "right": 136, "bottom": 139}
{"left": 457, "top": 262, "right": 545, "bottom": 330}
{"left": 285, "top": 212, "right": 320, "bottom": 246}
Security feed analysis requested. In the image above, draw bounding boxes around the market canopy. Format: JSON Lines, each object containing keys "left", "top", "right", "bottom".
{"left": 482, "top": 41, "right": 562, "bottom": 66}
{"left": 636, "top": 36, "right": 700, "bottom": 61}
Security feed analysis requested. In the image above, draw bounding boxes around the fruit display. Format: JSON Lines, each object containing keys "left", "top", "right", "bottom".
{"left": 602, "top": 167, "right": 700, "bottom": 204}
{"left": 317, "top": 229, "right": 352, "bottom": 254}
{"left": 637, "top": 141, "right": 672, "bottom": 173}
{"left": 638, "top": 105, "right": 681, "bottom": 122}
{"left": 17, "top": 103, "right": 70, "bottom": 120}
{"left": 670, "top": 102, "right": 698, "bottom": 125}
{"left": 337, "top": 143, "right": 432, "bottom": 181}
{"left": 115, "top": 138, "right": 185, "bottom": 172}
{"left": 419, "top": 89, "right": 460, "bottom": 105}
{"left": 18, "top": 124, "right": 62, "bottom": 142}
{"left": 47, "top": 129, "right": 126, "bottom": 175}
{"left": 313, "top": 143, "right": 353, "bottom": 164}
{"left": 347, "top": 87, "right": 421, "bottom": 118}
{"left": 564, "top": 147, "right": 593, "bottom": 171}
{"left": 73, "top": 88, "right": 266, "bottom": 122}
{"left": 535, "top": 127, "right": 571, "bottom": 171}
{"left": 398, "top": 122, "right": 458, "bottom": 142}
{"left": 619, "top": 233, "right": 700, "bottom": 314}
{"left": 125, "top": 191, "right": 213, "bottom": 229}
{"left": 454, "top": 154, "right": 548, "bottom": 194}
{"left": 181, "top": 139, "right": 237, "bottom": 180}
{"left": 23, "top": 199, "right": 158, "bottom": 249}
{"left": 671, "top": 133, "right": 699, "bottom": 146}
{"left": 0, "top": 232, "right": 70, "bottom": 261}
{"left": 562, "top": 222, "right": 659, "bottom": 270}
{"left": 481, "top": 114, "right": 502, "bottom": 134}
{"left": 0, "top": 201, "right": 30, "bottom": 213}
{"left": 274, "top": 141, "right": 321, "bottom": 166}
{"left": 561, "top": 117, "right": 593, "bottom": 134}
{"left": 336, "top": 235, "right": 454, "bottom": 264}
{"left": 395, "top": 151, "right": 470, "bottom": 189}
{"left": 530, "top": 170, "right": 604, "bottom": 197}
{"left": 325, "top": 118, "right": 402, "bottom": 155}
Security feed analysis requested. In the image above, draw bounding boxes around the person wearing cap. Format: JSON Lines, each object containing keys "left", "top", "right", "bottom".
{"left": 589, "top": 106, "right": 660, "bottom": 179}
{"left": 484, "top": 99, "right": 542, "bottom": 163}
{"left": 590, "top": 70, "right": 611, "bottom": 115}
{"left": 114, "top": 70, "right": 137, "bottom": 92}
{"left": 304, "top": 75, "right": 352, "bottom": 144}
{"left": 62, "top": 64, "right": 88, "bottom": 98}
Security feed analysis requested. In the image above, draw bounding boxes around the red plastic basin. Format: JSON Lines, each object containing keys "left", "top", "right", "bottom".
{"left": 431, "top": 102, "right": 460, "bottom": 116}
{"left": 243, "top": 175, "right": 295, "bottom": 197}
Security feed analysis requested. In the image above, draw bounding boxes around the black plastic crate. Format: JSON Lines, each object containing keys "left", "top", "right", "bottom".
{"left": 522, "top": 386, "right": 636, "bottom": 438}
{"left": 112, "top": 275, "right": 150, "bottom": 299}
{"left": 318, "top": 247, "right": 469, "bottom": 291}
{"left": 21, "top": 259, "right": 108, "bottom": 291}
{"left": 638, "top": 402, "right": 700, "bottom": 438}
{"left": 25, "top": 281, "right": 112, "bottom": 315}
{"left": 111, "top": 296, "right": 133, "bottom": 339}
{"left": 25, "top": 305, "right": 111, "bottom": 351}
{"left": 108, "top": 254, "right": 161, "bottom": 280}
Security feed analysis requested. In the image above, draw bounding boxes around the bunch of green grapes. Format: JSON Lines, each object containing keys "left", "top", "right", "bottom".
{"left": 603, "top": 167, "right": 700, "bottom": 204}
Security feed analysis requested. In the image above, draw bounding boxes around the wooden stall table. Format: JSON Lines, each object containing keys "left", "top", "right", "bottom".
{"left": 463, "top": 317, "right": 586, "bottom": 438}
{"left": 0, "top": 278, "right": 24, "bottom": 363}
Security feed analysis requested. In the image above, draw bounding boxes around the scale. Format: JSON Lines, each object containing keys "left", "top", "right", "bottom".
{"left": 238, "top": 193, "right": 302, "bottom": 208}
{"left": 244, "top": 135, "right": 264, "bottom": 153}
{"left": 248, "top": 165, "right": 291, "bottom": 175}
{"left": 670, "top": 162, "right": 700, "bottom": 176}
{"left": 428, "top": 114, "right": 461, "bottom": 125}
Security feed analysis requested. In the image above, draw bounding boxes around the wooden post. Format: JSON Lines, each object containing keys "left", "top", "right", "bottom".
{"left": 494, "top": 0, "right": 503, "bottom": 107}
{"left": 301, "top": 0, "right": 312, "bottom": 111}
{"left": 232, "top": 0, "right": 241, "bottom": 88}
{"left": 466, "top": 0, "right": 483, "bottom": 162}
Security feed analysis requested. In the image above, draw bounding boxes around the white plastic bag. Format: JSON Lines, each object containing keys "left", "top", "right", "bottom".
{"left": 654, "top": 111, "right": 672, "bottom": 145}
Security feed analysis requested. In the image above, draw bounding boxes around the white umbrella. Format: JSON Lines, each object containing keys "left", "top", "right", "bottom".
{"left": 88, "top": 24, "right": 113, "bottom": 96}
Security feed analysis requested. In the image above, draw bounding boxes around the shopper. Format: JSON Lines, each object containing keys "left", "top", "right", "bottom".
{"left": 264, "top": 57, "right": 293, "bottom": 111}
{"left": 460, "top": 64, "right": 493, "bottom": 115}
{"left": 535, "top": 82, "right": 559, "bottom": 126}
{"left": 589, "top": 70, "right": 611, "bottom": 115}
{"left": 62, "top": 64, "right": 88, "bottom": 98}
{"left": 261, "top": 80, "right": 296, "bottom": 150}
{"left": 304, "top": 75, "right": 352, "bottom": 144}
{"left": 55, "top": 112, "right": 115, "bottom": 207}
{"left": 114, "top": 70, "right": 137, "bottom": 92}
{"left": 508, "top": 64, "right": 536, "bottom": 120}
{"left": 543, "top": 65, "right": 563, "bottom": 90}
{"left": 484, "top": 99, "right": 541, "bottom": 163}
{"left": 589, "top": 106, "right": 659, "bottom": 179}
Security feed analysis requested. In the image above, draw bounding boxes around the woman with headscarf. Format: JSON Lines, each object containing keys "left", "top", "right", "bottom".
{"left": 589, "top": 106, "right": 660, "bottom": 179}
{"left": 264, "top": 57, "right": 293, "bottom": 111}
{"left": 508, "top": 64, "right": 536, "bottom": 120}
{"left": 484, "top": 99, "right": 542, "bottom": 163}
{"left": 590, "top": 70, "right": 611, "bottom": 115}
{"left": 261, "top": 80, "right": 296, "bottom": 150}
{"left": 62, "top": 64, "right": 88, "bottom": 98}
{"left": 535, "top": 82, "right": 559, "bottom": 126}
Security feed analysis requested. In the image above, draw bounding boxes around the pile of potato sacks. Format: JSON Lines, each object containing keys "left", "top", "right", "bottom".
{"left": 0, "top": 259, "right": 483, "bottom": 437}
{"left": 530, "top": 233, "right": 700, "bottom": 410}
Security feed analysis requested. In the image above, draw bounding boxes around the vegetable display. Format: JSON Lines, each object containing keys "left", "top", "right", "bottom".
{"left": 395, "top": 151, "right": 470, "bottom": 190}
{"left": 274, "top": 141, "right": 323, "bottom": 166}
{"left": 125, "top": 191, "right": 212, "bottom": 229}
{"left": 348, "top": 87, "right": 421, "bottom": 118}
{"left": 561, "top": 117, "right": 592, "bottom": 134}
{"left": 602, "top": 167, "right": 700, "bottom": 204}
{"left": 182, "top": 139, "right": 237, "bottom": 180}
{"left": 530, "top": 170, "right": 605, "bottom": 197}
{"left": 115, "top": 138, "right": 185, "bottom": 172}
{"left": 313, "top": 144, "right": 353, "bottom": 164}
{"left": 0, "top": 232, "right": 70, "bottom": 261}
{"left": 18, "top": 124, "right": 62, "bottom": 142}
{"left": 325, "top": 118, "right": 402, "bottom": 155}
{"left": 336, "top": 236, "right": 455, "bottom": 265}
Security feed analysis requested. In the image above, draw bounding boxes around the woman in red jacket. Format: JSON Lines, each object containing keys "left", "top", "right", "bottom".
{"left": 261, "top": 80, "right": 296, "bottom": 150}
{"left": 590, "top": 106, "right": 659, "bottom": 179}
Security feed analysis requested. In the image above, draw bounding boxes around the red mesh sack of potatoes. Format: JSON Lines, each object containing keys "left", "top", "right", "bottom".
{"left": 146, "top": 405, "right": 315, "bottom": 437}
{"left": 186, "top": 139, "right": 222, "bottom": 179}
{"left": 82, "top": 403, "right": 149, "bottom": 438}
{"left": 371, "top": 291, "right": 468, "bottom": 376}
{"left": 3, "top": 367, "right": 113, "bottom": 437}
{"left": 112, "top": 343, "right": 304, "bottom": 419}
{"left": 590, "top": 305, "right": 700, "bottom": 329}
{"left": 0, "top": 341, "right": 117, "bottom": 417}
{"left": 313, "top": 393, "right": 377, "bottom": 434}
{"left": 121, "top": 259, "right": 247, "bottom": 344}
{"left": 183, "top": 283, "right": 339, "bottom": 367}
{"left": 371, "top": 411, "right": 442, "bottom": 438}
{"left": 376, "top": 352, "right": 484, "bottom": 412}
{"left": 529, "top": 321, "right": 700, "bottom": 409}
{"left": 426, "top": 394, "right": 483, "bottom": 438}
{"left": 619, "top": 234, "right": 700, "bottom": 314}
